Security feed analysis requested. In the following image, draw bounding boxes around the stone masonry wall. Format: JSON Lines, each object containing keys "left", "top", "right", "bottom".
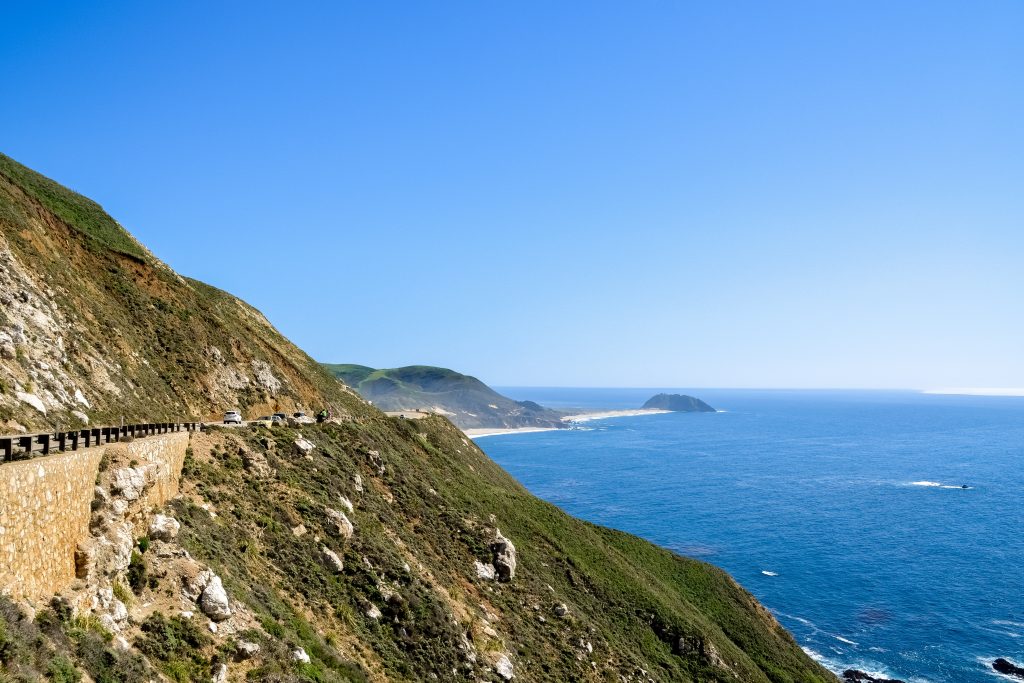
{"left": 0, "top": 431, "right": 189, "bottom": 601}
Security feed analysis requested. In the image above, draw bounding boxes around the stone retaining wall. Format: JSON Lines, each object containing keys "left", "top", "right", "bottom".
{"left": 0, "top": 432, "right": 189, "bottom": 601}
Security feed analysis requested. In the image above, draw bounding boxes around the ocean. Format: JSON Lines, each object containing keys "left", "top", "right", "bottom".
{"left": 482, "top": 389, "right": 1024, "bottom": 682}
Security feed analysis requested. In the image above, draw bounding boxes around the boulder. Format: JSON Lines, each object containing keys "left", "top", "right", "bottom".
{"left": 993, "top": 659, "right": 1024, "bottom": 679}
{"left": 491, "top": 530, "right": 517, "bottom": 582}
{"left": 199, "top": 575, "right": 232, "bottom": 621}
{"left": 364, "top": 603, "right": 382, "bottom": 620}
{"left": 325, "top": 508, "right": 354, "bottom": 540}
{"left": 212, "top": 664, "right": 228, "bottom": 683}
{"left": 494, "top": 654, "right": 515, "bottom": 680}
{"left": 292, "top": 648, "right": 310, "bottom": 663}
{"left": 320, "top": 546, "right": 344, "bottom": 573}
{"left": 149, "top": 514, "right": 180, "bottom": 541}
{"left": 353, "top": 474, "right": 363, "bottom": 492}
{"left": 240, "top": 448, "right": 273, "bottom": 478}
{"left": 235, "top": 640, "right": 261, "bottom": 661}
{"left": 553, "top": 603, "right": 569, "bottom": 618}
{"left": 293, "top": 437, "right": 315, "bottom": 456}
{"left": 182, "top": 568, "right": 214, "bottom": 602}
{"left": 338, "top": 496, "right": 354, "bottom": 514}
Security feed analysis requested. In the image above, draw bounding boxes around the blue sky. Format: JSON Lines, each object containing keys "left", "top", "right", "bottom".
{"left": 2, "top": 2, "right": 1022, "bottom": 388}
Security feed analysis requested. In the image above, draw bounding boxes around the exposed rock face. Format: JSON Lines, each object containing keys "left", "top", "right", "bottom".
{"left": 842, "top": 670, "right": 906, "bottom": 683}
{"left": 148, "top": 514, "right": 180, "bottom": 541}
{"left": 111, "top": 467, "right": 149, "bottom": 501}
{"left": 640, "top": 393, "right": 716, "bottom": 412}
{"left": 993, "top": 659, "right": 1024, "bottom": 679}
{"left": 199, "top": 574, "right": 232, "bottom": 621}
{"left": 474, "top": 560, "right": 496, "bottom": 580}
{"left": 492, "top": 530, "right": 517, "bottom": 582}
{"left": 338, "top": 495, "right": 354, "bottom": 514}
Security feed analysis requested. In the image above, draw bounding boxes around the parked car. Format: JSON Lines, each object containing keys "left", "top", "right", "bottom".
{"left": 272, "top": 413, "right": 288, "bottom": 425}
{"left": 223, "top": 411, "right": 243, "bottom": 424}
{"left": 292, "top": 411, "right": 306, "bottom": 418}
{"left": 251, "top": 415, "right": 273, "bottom": 426}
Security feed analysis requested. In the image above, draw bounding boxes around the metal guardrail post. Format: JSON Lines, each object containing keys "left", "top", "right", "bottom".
{"left": 1, "top": 438, "right": 11, "bottom": 462}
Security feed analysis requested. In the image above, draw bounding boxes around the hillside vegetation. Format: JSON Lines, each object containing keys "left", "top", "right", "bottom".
{"left": 324, "top": 364, "right": 565, "bottom": 430}
{"left": 0, "top": 153, "right": 365, "bottom": 432}
{"left": 0, "top": 154, "right": 835, "bottom": 682}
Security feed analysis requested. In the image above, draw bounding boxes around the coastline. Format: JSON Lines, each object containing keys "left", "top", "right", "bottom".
{"left": 464, "top": 408, "right": 672, "bottom": 439}
{"left": 561, "top": 408, "right": 671, "bottom": 422}
{"left": 465, "top": 426, "right": 559, "bottom": 439}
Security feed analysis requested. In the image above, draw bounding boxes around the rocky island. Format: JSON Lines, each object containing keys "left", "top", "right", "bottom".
{"left": 642, "top": 393, "right": 717, "bottom": 412}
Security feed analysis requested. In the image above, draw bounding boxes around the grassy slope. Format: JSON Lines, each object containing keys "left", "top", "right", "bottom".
{"left": 322, "top": 364, "right": 565, "bottom": 429}
{"left": 170, "top": 417, "right": 835, "bottom": 683}
{"left": 0, "top": 153, "right": 368, "bottom": 429}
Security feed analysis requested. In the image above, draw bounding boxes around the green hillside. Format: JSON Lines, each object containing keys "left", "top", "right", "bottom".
{"left": 0, "top": 154, "right": 836, "bottom": 682}
{"left": 324, "top": 363, "right": 566, "bottom": 430}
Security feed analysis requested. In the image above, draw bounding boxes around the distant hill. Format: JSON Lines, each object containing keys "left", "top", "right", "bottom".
{"left": 642, "top": 393, "right": 717, "bottom": 412}
{"left": 323, "top": 364, "right": 566, "bottom": 430}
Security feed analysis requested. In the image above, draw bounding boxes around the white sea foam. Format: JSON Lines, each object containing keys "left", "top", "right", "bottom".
{"left": 993, "top": 620, "right": 1024, "bottom": 628}
{"left": 835, "top": 635, "right": 859, "bottom": 645}
{"left": 761, "top": 570, "right": 778, "bottom": 577}
{"left": 908, "top": 480, "right": 971, "bottom": 489}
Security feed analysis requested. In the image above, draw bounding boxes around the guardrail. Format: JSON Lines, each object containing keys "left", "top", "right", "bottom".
{"left": 0, "top": 422, "right": 202, "bottom": 463}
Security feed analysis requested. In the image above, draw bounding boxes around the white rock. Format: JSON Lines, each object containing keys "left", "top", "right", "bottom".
{"left": 474, "top": 561, "right": 496, "bottom": 581}
{"left": 110, "top": 598, "right": 128, "bottom": 623}
{"left": 212, "top": 663, "right": 228, "bottom": 683}
{"left": 494, "top": 654, "right": 515, "bottom": 680}
{"left": 208, "top": 621, "right": 218, "bottom": 633}
{"left": 293, "top": 437, "right": 315, "bottom": 455}
{"left": 16, "top": 392, "right": 46, "bottom": 414}
{"left": 74, "top": 388, "right": 90, "bottom": 407}
{"left": 72, "top": 410, "right": 89, "bottom": 424}
{"left": 364, "top": 603, "right": 382, "bottom": 620}
{"left": 182, "top": 568, "right": 214, "bottom": 601}
{"left": 492, "top": 529, "right": 517, "bottom": 582}
{"left": 199, "top": 575, "right": 232, "bottom": 621}
{"left": 553, "top": 603, "right": 569, "bottom": 617}
{"left": 325, "top": 508, "right": 354, "bottom": 539}
{"left": 149, "top": 514, "right": 180, "bottom": 541}
{"left": 112, "top": 468, "right": 147, "bottom": 501}
{"left": 320, "top": 546, "right": 344, "bottom": 573}
{"left": 353, "top": 474, "right": 363, "bottom": 493}
{"left": 338, "top": 496, "right": 354, "bottom": 514}
{"left": 235, "top": 640, "right": 260, "bottom": 660}
{"left": 292, "top": 647, "right": 310, "bottom": 663}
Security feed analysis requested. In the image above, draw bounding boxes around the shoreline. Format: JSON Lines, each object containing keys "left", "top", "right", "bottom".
{"left": 464, "top": 426, "right": 559, "bottom": 439}
{"left": 464, "top": 408, "right": 672, "bottom": 439}
{"left": 561, "top": 408, "right": 671, "bottom": 422}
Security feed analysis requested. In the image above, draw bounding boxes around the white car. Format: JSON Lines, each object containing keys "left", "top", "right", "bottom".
{"left": 223, "top": 411, "right": 243, "bottom": 424}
